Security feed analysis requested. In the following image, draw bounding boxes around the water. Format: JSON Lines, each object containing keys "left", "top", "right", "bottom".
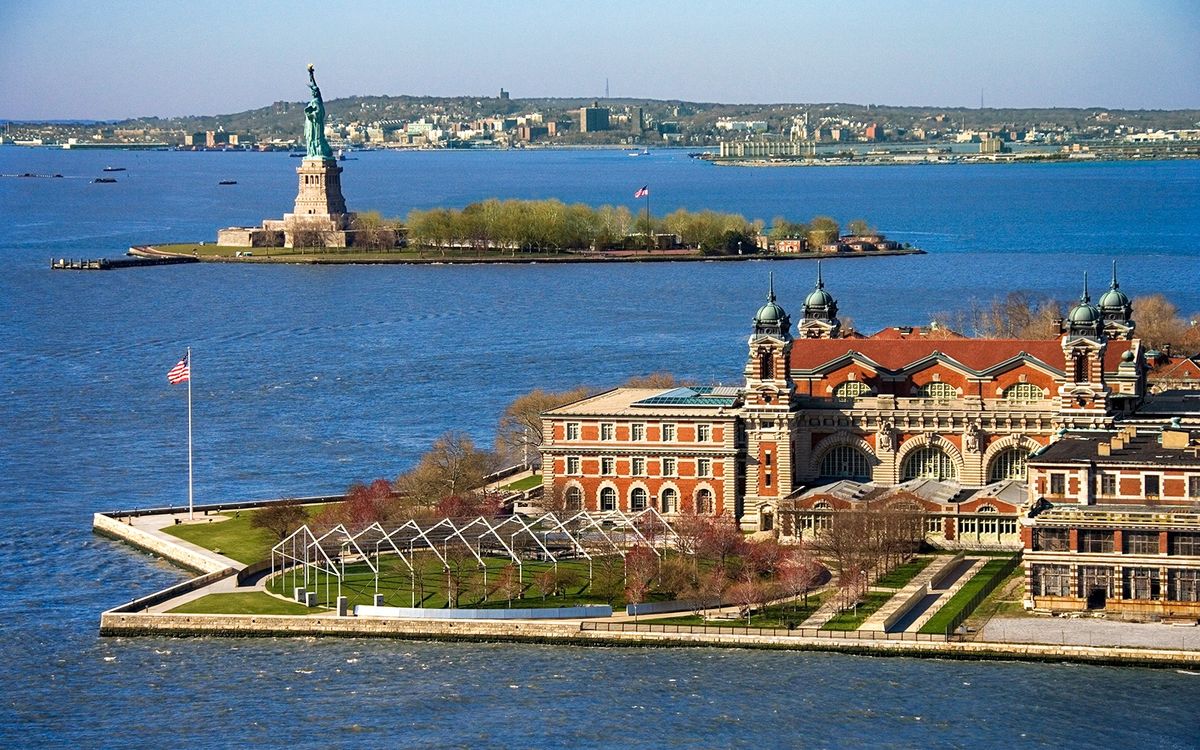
{"left": 1, "top": 147, "right": 1199, "bottom": 748}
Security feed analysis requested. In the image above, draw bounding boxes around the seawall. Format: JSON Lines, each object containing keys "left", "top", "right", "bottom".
{"left": 97, "top": 611, "right": 1200, "bottom": 668}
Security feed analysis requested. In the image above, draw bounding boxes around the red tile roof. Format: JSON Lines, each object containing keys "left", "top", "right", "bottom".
{"left": 790, "top": 337, "right": 1137, "bottom": 375}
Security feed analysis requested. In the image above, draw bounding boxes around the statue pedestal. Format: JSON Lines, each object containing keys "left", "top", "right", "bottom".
{"left": 283, "top": 157, "right": 351, "bottom": 248}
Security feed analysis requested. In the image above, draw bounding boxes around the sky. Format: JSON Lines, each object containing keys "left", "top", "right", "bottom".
{"left": 2, "top": 0, "right": 1199, "bottom": 120}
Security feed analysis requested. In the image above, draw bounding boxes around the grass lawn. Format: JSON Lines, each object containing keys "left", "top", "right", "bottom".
{"left": 162, "top": 504, "right": 329, "bottom": 564}
{"left": 167, "top": 591, "right": 320, "bottom": 615}
{"left": 821, "top": 590, "right": 896, "bottom": 631}
{"left": 266, "top": 553, "right": 652, "bottom": 610}
{"left": 501, "top": 474, "right": 542, "bottom": 492}
{"left": 963, "top": 566, "right": 1029, "bottom": 628}
{"left": 155, "top": 243, "right": 581, "bottom": 263}
{"left": 651, "top": 595, "right": 824, "bottom": 629}
{"left": 874, "top": 557, "right": 933, "bottom": 589}
{"left": 919, "top": 557, "right": 1018, "bottom": 635}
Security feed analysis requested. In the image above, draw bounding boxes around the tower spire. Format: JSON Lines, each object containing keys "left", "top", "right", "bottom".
{"left": 768, "top": 271, "right": 776, "bottom": 302}
{"left": 1081, "top": 271, "right": 1090, "bottom": 303}
{"left": 1110, "top": 260, "right": 1119, "bottom": 290}
{"left": 816, "top": 260, "right": 824, "bottom": 289}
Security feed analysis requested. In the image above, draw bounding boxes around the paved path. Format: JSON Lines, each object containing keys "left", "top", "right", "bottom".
{"left": 979, "top": 616, "right": 1200, "bottom": 651}
{"left": 125, "top": 510, "right": 246, "bottom": 570}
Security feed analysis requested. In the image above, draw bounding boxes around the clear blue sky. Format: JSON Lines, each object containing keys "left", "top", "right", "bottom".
{"left": 2, "top": 0, "right": 1198, "bottom": 119}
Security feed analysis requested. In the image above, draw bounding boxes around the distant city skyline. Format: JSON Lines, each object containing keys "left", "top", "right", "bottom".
{"left": 2, "top": 0, "right": 1199, "bottom": 120}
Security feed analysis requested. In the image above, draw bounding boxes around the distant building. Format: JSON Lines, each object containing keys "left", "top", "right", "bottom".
{"left": 719, "top": 140, "right": 814, "bottom": 158}
{"left": 865, "top": 122, "right": 883, "bottom": 142}
{"left": 579, "top": 102, "right": 610, "bottom": 133}
{"left": 499, "top": 88, "right": 510, "bottom": 100}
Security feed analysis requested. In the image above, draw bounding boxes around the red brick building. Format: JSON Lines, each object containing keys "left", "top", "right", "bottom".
{"left": 542, "top": 265, "right": 1150, "bottom": 532}
{"left": 1024, "top": 426, "right": 1200, "bottom": 616}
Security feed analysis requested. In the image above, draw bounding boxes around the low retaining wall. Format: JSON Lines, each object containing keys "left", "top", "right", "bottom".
{"left": 96, "top": 612, "right": 1200, "bottom": 667}
{"left": 627, "top": 599, "right": 702, "bottom": 617}
{"left": 863, "top": 584, "right": 928, "bottom": 633}
{"left": 929, "top": 552, "right": 966, "bottom": 590}
{"left": 355, "top": 604, "right": 612, "bottom": 620}
{"left": 106, "top": 568, "right": 237, "bottom": 614}
{"left": 92, "top": 513, "right": 231, "bottom": 574}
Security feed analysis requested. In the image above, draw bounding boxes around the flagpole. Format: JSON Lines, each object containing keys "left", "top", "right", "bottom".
{"left": 644, "top": 189, "right": 651, "bottom": 252}
{"left": 187, "top": 346, "right": 194, "bottom": 520}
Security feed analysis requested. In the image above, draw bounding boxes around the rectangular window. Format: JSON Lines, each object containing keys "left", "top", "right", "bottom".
{"left": 764, "top": 450, "right": 773, "bottom": 467}
{"left": 1123, "top": 568, "right": 1161, "bottom": 600}
{"left": 1033, "top": 564, "right": 1071, "bottom": 597}
{"left": 662, "top": 457, "right": 677, "bottom": 477}
{"left": 1170, "top": 569, "right": 1200, "bottom": 602}
{"left": 999, "top": 519, "right": 1018, "bottom": 535}
{"left": 1078, "top": 566, "right": 1113, "bottom": 598}
{"left": 631, "top": 423, "right": 645, "bottom": 442}
{"left": 600, "top": 423, "right": 615, "bottom": 441}
{"left": 926, "top": 516, "right": 943, "bottom": 535}
{"left": 1190, "top": 476, "right": 1200, "bottom": 499}
{"left": 566, "top": 422, "right": 580, "bottom": 441}
{"left": 1100, "top": 473, "right": 1116, "bottom": 497}
{"left": 600, "top": 457, "right": 615, "bottom": 475}
{"left": 697, "top": 424, "right": 711, "bottom": 442}
{"left": 565, "top": 456, "right": 581, "bottom": 475}
{"left": 662, "top": 423, "right": 676, "bottom": 442}
{"left": 1034, "top": 528, "right": 1070, "bottom": 551}
{"left": 765, "top": 472, "right": 772, "bottom": 488}
{"left": 631, "top": 456, "right": 646, "bottom": 476}
{"left": 959, "top": 517, "right": 977, "bottom": 534}
{"left": 697, "top": 458, "right": 712, "bottom": 477}
{"left": 1145, "top": 474, "right": 1161, "bottom": 497}
{"left": 979, "top": 517, "right": 998, "bottom": 535}
{"left": 1124, "top": 532, "right": 1159, "bottom": 555}
{"left": 1171, "top": 533, "right": 1200, "bottom": 556}
{"left": 1049, "top": 473, "right": 1066, "bottom": 496}
{"left": 1080, "top": 530, "right": 1114, "bottom": 553}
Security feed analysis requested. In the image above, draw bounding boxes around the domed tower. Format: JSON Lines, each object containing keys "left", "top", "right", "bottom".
{"left": 797, "top": 262, "right": 841, "bottom": 339}
{"left": 1098, "top": 261, "right": 1135, "bottom": 340}
{"left": 741, "top": 273, "right": 797, "bottom": 533}
{"left": 1059, "top": 272, "right": 1111, "bottom": 425}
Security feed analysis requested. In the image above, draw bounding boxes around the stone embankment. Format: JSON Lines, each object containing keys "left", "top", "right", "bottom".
{"left": 96, "top": 610, "right": 1200, "bottom": 668}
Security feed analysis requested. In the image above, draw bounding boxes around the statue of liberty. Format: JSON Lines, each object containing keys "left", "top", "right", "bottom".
{"left": 304, "top": 64, "right": 334, "bottom": 160}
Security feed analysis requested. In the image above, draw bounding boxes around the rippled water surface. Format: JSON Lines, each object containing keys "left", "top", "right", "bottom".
{"left": 1, "top": 148, "right": 1199, "bottom": 748}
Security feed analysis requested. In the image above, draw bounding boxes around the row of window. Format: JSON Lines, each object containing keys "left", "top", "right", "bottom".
{"left": 1047, "top": 472, "right": 1200, "bottom": 499}
{"left": 830, "top": 381, "right": 1046, "bottom": 403}
{"left": 1032, "top": 564, "right": 1200, "bottom": 602}
{"left": 565, "top": 421, "right": 713, "bottom": 443}
{"left": 793, "top": 513, "right": 1017, "bottom": 536}
{"left": 817, "top": 444, "right": 1030, "bottom": 483}
{"left": 565, "top": 485, "right": 716, "bottom": 514}
{"left": 1033, "top": 530, "right": 1200, "bottom": 556}
{"left": 563, "top": 456, "right": 714, "bottom": 478}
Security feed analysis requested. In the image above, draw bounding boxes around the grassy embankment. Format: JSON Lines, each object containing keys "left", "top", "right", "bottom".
{"left": 920, "top": 557, "right": 1020, "bottom": 635}
{"left": 153, "top": 243, "right": 583, "bottom": 262}
{"left": 167, "top": 591, "right": 319, "bottom": 615}
{"left": 161, "top": 504, "right": 329, "bottom": 564}
{"left": 500, "top": 474, "right": 543, "bottom": 492}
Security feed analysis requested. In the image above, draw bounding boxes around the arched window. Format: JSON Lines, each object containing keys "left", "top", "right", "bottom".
{"left": 661, "top": 487, "right": 678, "bottom": 514}
{"left": 819, "top": 445, "right": 872, "bottom": 481}
{"left": 630, "top": 486, "right": 648, "bottom": 511}
{"left": 988, "top": 448, "right": 1029, "bottom": 482}
{"left": 901, "top": 446, "right": 959, "bottom": 481}
{"left": 833, "top": 381, "right": 871, "bottom": 400}
{"left": 599, "top": 486, "right": 616, "bottom": 512}
{"left": 917, "top": 382, "right": 957, "bottom": 401}
{"left": 813, "top": 500, "right": 833, "bottom": 511}
{"left": 1003, "top": 383, "right": 1044, "bottom": 403}
{"left": 977, "top": 505, "right": 998, "bottom": 513}
{"left": 565, "top": 486, "right": 583, "bottom": 511}
{"left": 695, "top": 488, "right": 713, "bottom": 514}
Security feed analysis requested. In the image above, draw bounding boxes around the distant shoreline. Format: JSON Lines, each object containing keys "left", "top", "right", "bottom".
{"left": 135, "top": 244, "right": 925, "bottom": 266}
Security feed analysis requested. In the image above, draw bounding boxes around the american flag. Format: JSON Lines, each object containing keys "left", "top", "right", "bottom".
{"left": 634, "top": 185, "right": 649, "bottom": 198}
{"left": 167, "top": 353, "right": 190, "bottom": 384}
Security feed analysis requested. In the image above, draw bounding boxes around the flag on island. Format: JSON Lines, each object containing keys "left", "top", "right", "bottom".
{"left": 167, "top": 353, "right": 190, "bottom": 384}
{"left": 634, "top": 185, "right": 649, "bottom": 198}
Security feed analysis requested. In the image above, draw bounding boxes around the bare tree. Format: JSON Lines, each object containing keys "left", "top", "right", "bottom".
{"left": 778, "top": 546, "right": 825, "bottom": 611}
{"left": 396, "top": 432, "right": 498, "bottom": 509}
{"left": 250, "top": 498, "right": 307, "bottom": 540}
{"left": 492, "top": 563, "right": 524, "bottom": 607}
{"left": 494, "top": 386, "right": 594, "bottom": 466}
{"left": 623, "top": 545, "right": 658, "bottom": 618}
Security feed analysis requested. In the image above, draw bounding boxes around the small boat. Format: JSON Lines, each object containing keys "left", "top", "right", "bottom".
{"left": 92, "top": 177, "right": 117, "bottom": 183}
{"left": 627, "top": 148, "right": 650, "bottom": 157}
{"left": 102, "top": 166, "right": 126, "bottom": 172}
{"left": 218, "top": 180, "right": 237, "bottom": 185}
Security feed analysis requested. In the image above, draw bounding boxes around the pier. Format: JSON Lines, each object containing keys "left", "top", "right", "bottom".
{"left": 50, "top": 255, "right": 200, "bottom": 271}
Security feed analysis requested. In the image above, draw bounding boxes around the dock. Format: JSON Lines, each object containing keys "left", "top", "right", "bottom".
{"left": 50, "top": 255, "right": 199, "bottom": 271}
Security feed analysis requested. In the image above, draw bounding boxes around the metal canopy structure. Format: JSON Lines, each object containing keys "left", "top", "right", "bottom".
{"left": 271, "top": 509, "right": 679, "bottom": 606}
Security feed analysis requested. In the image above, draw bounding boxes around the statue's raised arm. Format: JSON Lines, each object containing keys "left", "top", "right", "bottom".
{"left": 303, "top": 64, "right": 334, "bottom": 160}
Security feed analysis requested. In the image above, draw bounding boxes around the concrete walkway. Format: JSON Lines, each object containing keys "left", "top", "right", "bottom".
{"left": 123, "top": 510, "right": 246, "bottom": 570}
{"left": 979, "top": 616, "right": 1200, "bottom": 651}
